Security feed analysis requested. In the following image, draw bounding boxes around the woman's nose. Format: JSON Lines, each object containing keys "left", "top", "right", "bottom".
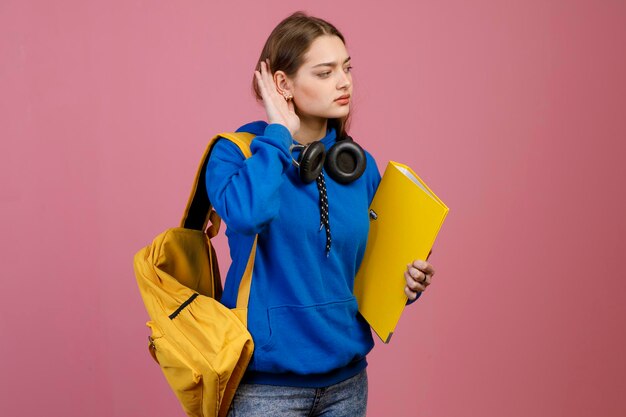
{"left": 337, "top": 71, "right": 351, "bottom": 89}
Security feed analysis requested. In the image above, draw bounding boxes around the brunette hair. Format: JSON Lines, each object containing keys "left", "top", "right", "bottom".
{"left": 252, "top": 11, "right": 351, "bottom": 139}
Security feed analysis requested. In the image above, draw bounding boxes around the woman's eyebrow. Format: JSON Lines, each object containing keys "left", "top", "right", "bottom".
{"left": 312, "top": 57, "right": 352, "bottom": 68}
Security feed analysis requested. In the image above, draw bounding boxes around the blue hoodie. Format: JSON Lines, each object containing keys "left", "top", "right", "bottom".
{"left": 205, "top": 120, "right": 381, "bottom": 388}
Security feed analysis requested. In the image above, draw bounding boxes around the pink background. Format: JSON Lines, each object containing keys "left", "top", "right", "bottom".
{"left": 1, "top": 1, "right": 625, "bottom": 416}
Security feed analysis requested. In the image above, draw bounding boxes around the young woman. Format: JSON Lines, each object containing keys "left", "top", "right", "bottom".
{"left": 205, "top": 11, "right": 436, "bottom": 417}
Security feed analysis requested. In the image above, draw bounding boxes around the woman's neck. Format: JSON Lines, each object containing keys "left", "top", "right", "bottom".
{"left": 293, "top": 116, "right": 328, "bottom": 145}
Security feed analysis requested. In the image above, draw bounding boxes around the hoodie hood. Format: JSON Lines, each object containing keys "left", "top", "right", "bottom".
{"left": 236, "top": 120, "right": 337, "bottom": 148}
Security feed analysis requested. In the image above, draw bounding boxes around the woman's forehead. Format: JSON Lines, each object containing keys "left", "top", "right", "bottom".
{"left": 303, "top": 36, "right": 350, "bottom": 67}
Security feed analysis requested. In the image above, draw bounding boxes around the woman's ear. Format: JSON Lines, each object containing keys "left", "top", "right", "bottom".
{"left": 273, "top": 70, "right": 293, "bottom": 97}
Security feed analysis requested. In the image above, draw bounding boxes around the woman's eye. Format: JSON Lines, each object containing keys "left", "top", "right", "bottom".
{"left": 318, "top": 66, "right": 352, "bottom": 78}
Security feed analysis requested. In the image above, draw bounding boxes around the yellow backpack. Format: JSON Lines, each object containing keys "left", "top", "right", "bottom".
{"left": 133, "top": 132, "right": 257, "bottom": 417}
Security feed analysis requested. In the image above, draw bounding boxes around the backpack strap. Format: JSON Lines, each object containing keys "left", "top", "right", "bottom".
{"left": 181, "top": 132, "right": 255, "bottom": 233}
{"left": 180, "top": 131, "right": 258, "bottom": 317}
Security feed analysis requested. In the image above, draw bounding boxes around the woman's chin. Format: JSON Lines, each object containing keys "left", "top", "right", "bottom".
{"left": 324, "top": 107, "right": 350, "bottom": 119}
{"left": 298, "top": 107, "right": 350, "bottom": 122}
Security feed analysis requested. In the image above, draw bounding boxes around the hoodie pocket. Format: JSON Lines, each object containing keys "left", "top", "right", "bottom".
{"left": 253, "top": 298, "right": 373, "bottom": 374}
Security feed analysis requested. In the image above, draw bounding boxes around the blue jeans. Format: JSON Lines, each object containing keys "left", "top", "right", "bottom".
{"left": 227, "top": 369, "right": 368, "bottom": 417}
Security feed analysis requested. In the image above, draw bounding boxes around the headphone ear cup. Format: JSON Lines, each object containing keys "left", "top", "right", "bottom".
{"left": 298, "top": 141, "right": 326, "bottom": 183}
{"left": 325, "top": 138, "right": 367, "bottom": 184}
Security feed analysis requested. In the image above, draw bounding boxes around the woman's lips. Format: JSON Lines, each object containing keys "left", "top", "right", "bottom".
{"left": 335, "top": 97, "right": 350, "bottom": 105}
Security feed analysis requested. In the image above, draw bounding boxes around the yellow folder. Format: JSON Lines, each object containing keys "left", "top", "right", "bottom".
{"left": 354, "top": 161, "right": 449, "bottom": 343}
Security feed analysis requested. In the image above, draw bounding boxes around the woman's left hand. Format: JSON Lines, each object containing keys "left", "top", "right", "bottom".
{"left": 404, "top": 259, "right": 436, "bottom": 301}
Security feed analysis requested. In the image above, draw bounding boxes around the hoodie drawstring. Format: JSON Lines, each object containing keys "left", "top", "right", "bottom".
{"left": 316, "top": 171, "right": 331, "bottom": 257}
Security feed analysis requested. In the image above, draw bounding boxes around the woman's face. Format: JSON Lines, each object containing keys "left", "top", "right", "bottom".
{"left": 288, "top": 35, "right": 353, "bottom": 122}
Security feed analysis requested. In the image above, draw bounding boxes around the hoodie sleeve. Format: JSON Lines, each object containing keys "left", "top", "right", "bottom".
{"left": 205, "top": 123, "right": 293, "bottom": 235}
{"left": 364, "top": 150, "right": 382, "bottom": 204}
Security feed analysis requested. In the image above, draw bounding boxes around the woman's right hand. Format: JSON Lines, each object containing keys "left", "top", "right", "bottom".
{"left": 254, "top": 59, "right": 300, "bottom": 137}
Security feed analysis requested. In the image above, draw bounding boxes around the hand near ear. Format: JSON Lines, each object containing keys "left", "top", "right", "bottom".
{"left": 254, "top": 59, "right": 300, "bottom": 137}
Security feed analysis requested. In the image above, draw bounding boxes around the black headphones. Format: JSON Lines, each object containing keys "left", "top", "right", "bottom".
{"left": 290, "top": 135, "right": 367, "bottom": 184}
